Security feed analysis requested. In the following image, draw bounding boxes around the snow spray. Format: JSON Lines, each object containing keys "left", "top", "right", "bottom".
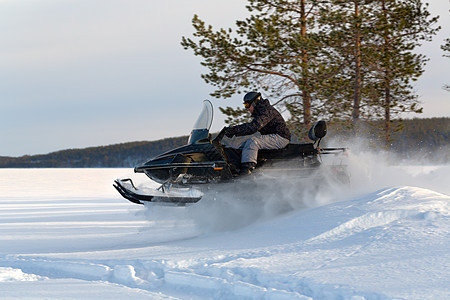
{"left": 139, "top": 136, "right": 449, "bottom": 234}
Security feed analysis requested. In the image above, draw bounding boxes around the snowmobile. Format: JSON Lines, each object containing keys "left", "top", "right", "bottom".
{"left": 114, "top": 100, "right": 347, "bottom": 205}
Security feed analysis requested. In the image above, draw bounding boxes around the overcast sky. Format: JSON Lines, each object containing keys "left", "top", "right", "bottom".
{"left": 1, "top": 0, "right": 449, "bottom": 157}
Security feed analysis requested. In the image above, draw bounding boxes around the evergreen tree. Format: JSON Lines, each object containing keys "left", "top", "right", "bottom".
{"left": 317, "top": 0, "right": 376, "bottom": 125}
{"left": 319, "top": 0, "right": 439, "bottom": 145}
{"left": 181, "top": 0, "right": 328, "bottom": 133}
{"left": 368, "top": 0, "right": 439, "bottom": 145}
{"left": 375, "top": 0, "right": 439, "bottom": 145}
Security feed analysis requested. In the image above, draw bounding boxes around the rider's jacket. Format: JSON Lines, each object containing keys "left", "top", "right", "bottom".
{"left": 230, "top": 98, "right": 291, "bottom": 140}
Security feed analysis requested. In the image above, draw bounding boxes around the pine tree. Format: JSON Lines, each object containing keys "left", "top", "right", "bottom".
{"left": 317, "top": 0, "right": 375, "bottom": 126}
{"left": 368, "top": 0, "right": 439, "bottom": 146}
{"left": 181, "top": 0, "right": 328, "bottom": 133}
{"left": 318, "top": 0, "right": 439, "bottom": 145}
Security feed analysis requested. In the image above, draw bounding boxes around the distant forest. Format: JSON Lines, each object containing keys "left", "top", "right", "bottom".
{"left": 0, "top": 136, "right": 188, "bottom": 168}
{"left": 0, "top": 118, "right": 448, "bottom": 168}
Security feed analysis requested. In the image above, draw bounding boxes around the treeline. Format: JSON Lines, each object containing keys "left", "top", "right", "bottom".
{"left": 326, "top": 117, "right": 450, "bottom": 162}
{"left": 0, "top": 136, "right": 188, "bottom": 168}
{"left": 391, "top": 118, "right": 449, "bottom": 154}
{"left": 0, "top": 117, "right": 448, "bottom": 168}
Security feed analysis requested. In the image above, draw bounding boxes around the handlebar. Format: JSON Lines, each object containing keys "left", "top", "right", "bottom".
{"left": 212, "top": 127, "right": 229, "bottom": 163}
{"left": 212, "top": 127, "right": 227, "bottom": 144}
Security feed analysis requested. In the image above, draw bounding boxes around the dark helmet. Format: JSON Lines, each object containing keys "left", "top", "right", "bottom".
{"left": 243, "top": 92, "right": 261, "bottom": 108}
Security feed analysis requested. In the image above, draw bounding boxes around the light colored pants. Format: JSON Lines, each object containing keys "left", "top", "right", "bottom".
{"left": 241, "top": 134, "right": 290, "bottom": 164}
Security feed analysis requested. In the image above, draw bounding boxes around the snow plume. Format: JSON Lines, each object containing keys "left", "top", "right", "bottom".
{"left": 191, "top": 143, "right": 449, "bottom": 233}
{"left": 137, "top": 177, "right": 325, "bottom": 235}
{"left": 138, "top": 137, "right": 449, "bottom": 234}
{"left": 185, "top": 166, "right": 350, "bottom": 233}
{"left": 340, "top": 138, "right": 450, "bottom": 197}
{"left": 132, "top": 161, "right": 349, "bottom": 234}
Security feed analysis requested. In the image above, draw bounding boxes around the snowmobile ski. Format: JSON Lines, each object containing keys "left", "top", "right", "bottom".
{"left": 113, "top": 178, "right": 203, "bottom": 206}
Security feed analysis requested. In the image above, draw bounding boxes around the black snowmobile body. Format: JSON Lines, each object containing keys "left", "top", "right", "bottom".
{"left": 133, "top": 134, "right": 319, "bottom": 185}
{"left": 114, "top": 100, "right": 346, "bottom": 205}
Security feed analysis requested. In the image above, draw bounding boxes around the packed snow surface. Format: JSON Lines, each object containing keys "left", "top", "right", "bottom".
{"left": 0, "top": 152, "right": 449, "bottom": 299}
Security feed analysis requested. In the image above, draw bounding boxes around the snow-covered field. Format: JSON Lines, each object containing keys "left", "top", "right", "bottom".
{"left": 0, "top": 151, "right": 449, "bottom": 299}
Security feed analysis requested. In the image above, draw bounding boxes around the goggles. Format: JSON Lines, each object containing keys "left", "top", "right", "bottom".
{"left": 243, "top": 102, "right": 251, "bottom": 109}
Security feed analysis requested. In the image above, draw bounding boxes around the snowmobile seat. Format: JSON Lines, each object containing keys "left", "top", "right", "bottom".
{"left": 258, "top": 143, "right": 316, "bottom": 160}
{"left": 223, "top": 143, "right": 316, "bottom": 173}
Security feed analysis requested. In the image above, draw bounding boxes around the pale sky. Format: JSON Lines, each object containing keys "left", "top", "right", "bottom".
{"left": 1, "top": 0, "right": 449, "bottom": 157}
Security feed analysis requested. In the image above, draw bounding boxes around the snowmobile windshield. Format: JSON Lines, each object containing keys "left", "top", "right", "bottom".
{"left": 192, "top": 100, "right": 213, "bottom": 130}
{"left": 188, "top": 100, "right": 214, "bottom": 144}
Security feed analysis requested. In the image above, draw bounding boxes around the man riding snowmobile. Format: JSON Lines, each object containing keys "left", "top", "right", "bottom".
{"left": 114, "top": 98, "right": 348, "bottom": 205}
{"left": 224, "top": 92, "right": 291, "bottom": 174}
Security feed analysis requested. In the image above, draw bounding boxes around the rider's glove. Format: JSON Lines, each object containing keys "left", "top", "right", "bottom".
{"left": 224, "top": 126, "right": 236, "bottom": 138}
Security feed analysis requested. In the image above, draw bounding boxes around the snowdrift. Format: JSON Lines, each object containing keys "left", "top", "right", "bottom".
{"left": 0, "top": 167, "right": 449, "bottom": 299}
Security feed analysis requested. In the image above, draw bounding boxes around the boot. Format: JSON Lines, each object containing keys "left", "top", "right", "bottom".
{"left": 240, "top": 162, "right": 256, "bottom": 175}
